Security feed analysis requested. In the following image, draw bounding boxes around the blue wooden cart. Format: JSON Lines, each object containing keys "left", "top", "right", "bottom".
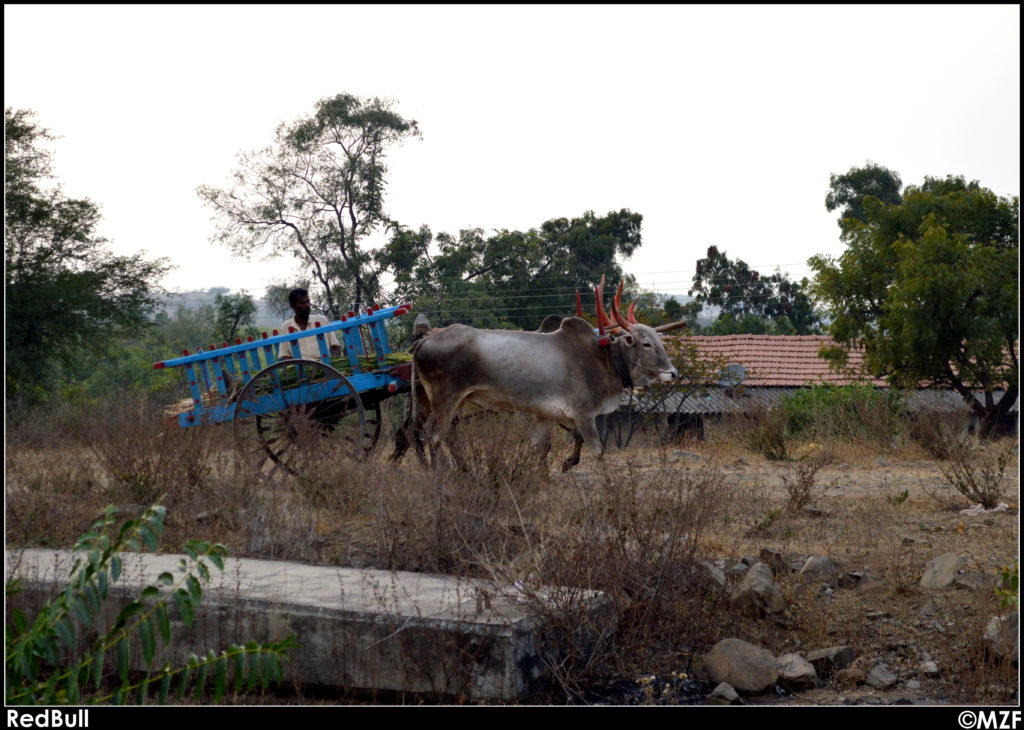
{"left": 154, "top": 302, "right": 415, "bottom": 475}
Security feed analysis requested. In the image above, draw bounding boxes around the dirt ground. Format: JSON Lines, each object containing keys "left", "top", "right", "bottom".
{"left": 547, "top": 443, "right": 1020, "bottom": 706}
{"left": 5, "top": 426, "right": 1019, "bottom": 706}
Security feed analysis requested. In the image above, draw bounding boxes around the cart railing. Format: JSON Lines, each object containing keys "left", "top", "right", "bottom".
{"left": 154, "top": 302, "right": 413, "bottom": 428}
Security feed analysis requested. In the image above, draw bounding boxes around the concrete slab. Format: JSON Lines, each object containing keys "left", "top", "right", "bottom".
{"left": 5, "top": 549, "right": 611, "bottom": 701}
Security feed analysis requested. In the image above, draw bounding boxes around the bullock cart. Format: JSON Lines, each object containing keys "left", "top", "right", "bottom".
{"left": 154, "top": 303, "right": 415, "bottom": 475}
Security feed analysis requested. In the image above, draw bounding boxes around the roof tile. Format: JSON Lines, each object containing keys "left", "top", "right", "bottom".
{"left": 665, "top": 334, "right": 887, "bottom": 387}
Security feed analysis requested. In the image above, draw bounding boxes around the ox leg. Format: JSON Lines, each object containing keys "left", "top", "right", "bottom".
{"left": 531, "top": 423, "right": 554, "bottom": 466}
{"left": 391, "top": 385, "right": 431, "bottom": 467}
{"left": 562, "top": 419, "right": 604, "bottom": 472}
{"left": 561, "top": 430, "right": 585, "bottom": 472}
{"left": 423, "top": 394, "right": 465, "bottom": 470}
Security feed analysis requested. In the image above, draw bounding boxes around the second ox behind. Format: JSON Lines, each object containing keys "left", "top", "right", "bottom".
{"left": 407, "top": 279, "right": 680, "bottom": 471}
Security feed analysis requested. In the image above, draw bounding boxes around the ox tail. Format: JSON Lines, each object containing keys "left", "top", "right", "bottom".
{"left": 410, "top": 355, "right": 417, "bottom": 432}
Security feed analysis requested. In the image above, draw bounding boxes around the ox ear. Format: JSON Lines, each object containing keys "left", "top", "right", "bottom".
{"left": 619, "top": 333, "right": 636, "bottom": 347}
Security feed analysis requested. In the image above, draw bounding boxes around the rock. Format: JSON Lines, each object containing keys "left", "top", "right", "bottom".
{"left": 866, "top": 664, "right": 898, "bottom": 689}
{"left": 699, "top": 561, "right": 728, "bottom": 591}
{"left": 725, "top": 562, "right": 750, "bottom": 580}
{"left": 673, "top": 450, "right": 704, "bottom": 462}
{"left": 917, "top": 599, "right": 940, "bottom": 618}
{"left": 741, "top": 554, "right": 760, "bottom": 567}
{"left": 955, "top": 572, "right": 998, "bottom": 592}
{"left": 918, "top": 660, "right": 940, "bottom": 678}
{"left": 838, "top": 571, "right": 864, "bottom": 589}
{"left": 705, "top": 682, "right": 742, "bottom": 705}
{"left": 759, "top": 548, "right": 788, "bottom": 574}
{"left": 799, "top": 556, "right": 839, "bottom": 586}
{"left": 806, "top": 646, "right": 855, "bottom": 677}
{"left": 729, "top": 562, "right": 787, "bottom": 616}
{"left": 703, "top": 639, "right": 779, "bottom": 695}
{"left": 920, "top": 553, "right": 968, "bottom": 591}
{"left": 834, "top": 667, "right": 866, "bottom": 687}
{"left": 984, "top": 610, "right": 1019, "bottom": 666}
{"left": 777, "top": 653, "right": 817, "bottom": 689}
{"left": 906, "top": 679, "right": 921, "bottom": 689}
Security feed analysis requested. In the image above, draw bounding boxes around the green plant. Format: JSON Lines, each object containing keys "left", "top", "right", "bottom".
{"left": 5, "top": 503, "right": 297, "bottom": 704}
{"left": 755, "top": 508, "right": 783, "bottom": 531}
{"left": 782, "top": 385, "right": 905, "bottom": 446}
{"left": 886, "top": 489, "right": 909, "bottom": 506}
{"left": 994, "top": 561, "right": 1019, "bottom": 608}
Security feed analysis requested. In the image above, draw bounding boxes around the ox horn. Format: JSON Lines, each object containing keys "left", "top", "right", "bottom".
{"left": 575, "top": 290, "right": 584, "bottom": 319}
{"left": 627, "top": 300, "right": 639, "bottom": 324}
{"left": 595, "top": 275, "right": 607, "bottom": 335}
{"left": 611, "top": 280, "right": 633, "bottom": 331}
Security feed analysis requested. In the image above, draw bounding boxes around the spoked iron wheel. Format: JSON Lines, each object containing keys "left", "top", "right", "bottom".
{"left": 233, "top": 359, "right": 369, "bottom": 477}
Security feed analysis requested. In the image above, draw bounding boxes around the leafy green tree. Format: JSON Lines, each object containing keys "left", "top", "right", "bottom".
{"left": 5, "top": 108, "right": 169, "bottom": 403}
{"left": 662, "top": 296, "right": 684, "bottom": 323}
{"left": 380, "top": 209, "right": 643, "bottom": 329}
{"left": 704, "top": 312, "right": 797, "bottom": 336}
{"left": 825, "top": 161, "right": 903, "bottom": 234}
{"left": 197, "top": 94, "right": 421, "bottom": 317}
{"left": 57, "top": 306, "right": 218, "bottom": 404}
{"left": 211, "top": 290, "right": 257, "bottom": 343}
{"left": 810, "top": 169, "right": 1018, "bottom": 433}
{"left": 687, "top": 246, "right": 821, "bottom": 334}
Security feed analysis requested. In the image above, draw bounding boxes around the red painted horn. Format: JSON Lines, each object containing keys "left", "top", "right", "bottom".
{"left": 611, "top": 280, "right": 633, "bottom": 331}
{"left": 595, "top": 276, "right": 607, "bottom": 335}
{"left": 627, "top": 300, "right": 639, "bottom": 324}
{"left": 575, "top": 290, "right": 584, "bottom": 319}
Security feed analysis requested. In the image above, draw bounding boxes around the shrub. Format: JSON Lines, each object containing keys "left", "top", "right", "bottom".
{"left": 5, "top": 503, "right": 296, "bottom": 704}
{"left": 782, "top": 385, "right": 905, "bottom": 446}
{"left": 780, "top": 444, "right": 832, "bottom": 511}
{"left": 742, "top": 406, "right": 789, "bottom": 461}
{"left": 938, "top": 438, "right": 1015, "bottom": 510}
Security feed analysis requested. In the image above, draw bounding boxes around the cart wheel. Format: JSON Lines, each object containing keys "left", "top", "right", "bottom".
{"left": 233, "top": 359, "right": 368, "bottom": 476}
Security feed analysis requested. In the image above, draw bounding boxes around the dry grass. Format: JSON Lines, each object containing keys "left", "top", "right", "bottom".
{"left": 4, "top": 397, "right": 1019, "bottom": 704}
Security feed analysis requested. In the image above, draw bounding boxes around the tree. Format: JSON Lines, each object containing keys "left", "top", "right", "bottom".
{"left": 211, "top": 290, "right": 256, "bottom": 343}
{"left": 810, "top": 168, "right": 1018, "bottom": 433}
{"left": 5, "top": 108, "right": 168, "bottom": 403}
{"left": 380, "top": 209, "right": 643, "bottom": 329}
{"left": 825, "top": 161, "right": 903, "bottom": 236}
{"left": 687, "top": 246, "right": 821, "bottom": 334}
{"left": 197, "top": 94, "right": 421, "bottom": 318}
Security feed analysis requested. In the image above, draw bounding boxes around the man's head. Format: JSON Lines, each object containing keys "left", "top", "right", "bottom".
{"left": 288, "top": 287, "right": 311, "bottom": 317}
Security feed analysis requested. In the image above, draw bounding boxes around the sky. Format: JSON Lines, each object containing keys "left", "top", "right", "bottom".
{"left": 4, "top": 4, "right": 1020, "bottom": 306}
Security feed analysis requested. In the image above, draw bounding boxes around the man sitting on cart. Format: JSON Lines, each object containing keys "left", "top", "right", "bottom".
{"left": 277, "top": 287, "right": 343, "bottom": 360}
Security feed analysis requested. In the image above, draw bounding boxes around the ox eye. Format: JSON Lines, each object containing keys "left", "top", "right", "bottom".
{"left": 643, "top": 342, "right": 652, "bottom": 348}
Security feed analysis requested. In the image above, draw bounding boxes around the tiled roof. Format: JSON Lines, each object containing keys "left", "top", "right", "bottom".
{"left": 665, "top": 334, "right": 886, "bottom": 387}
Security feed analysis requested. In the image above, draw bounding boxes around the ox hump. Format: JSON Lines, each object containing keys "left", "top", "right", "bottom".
{"left": 557, "top": 316, "right": 597, "bottom": 341}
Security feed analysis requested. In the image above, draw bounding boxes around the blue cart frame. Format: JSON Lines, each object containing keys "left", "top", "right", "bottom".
{"left": 154, "top": 303, "right": 414, "bottom": 474}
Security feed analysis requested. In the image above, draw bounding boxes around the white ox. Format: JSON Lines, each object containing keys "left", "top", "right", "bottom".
{"left": 405, "top": 280, "right": 679, "bottom": 471}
